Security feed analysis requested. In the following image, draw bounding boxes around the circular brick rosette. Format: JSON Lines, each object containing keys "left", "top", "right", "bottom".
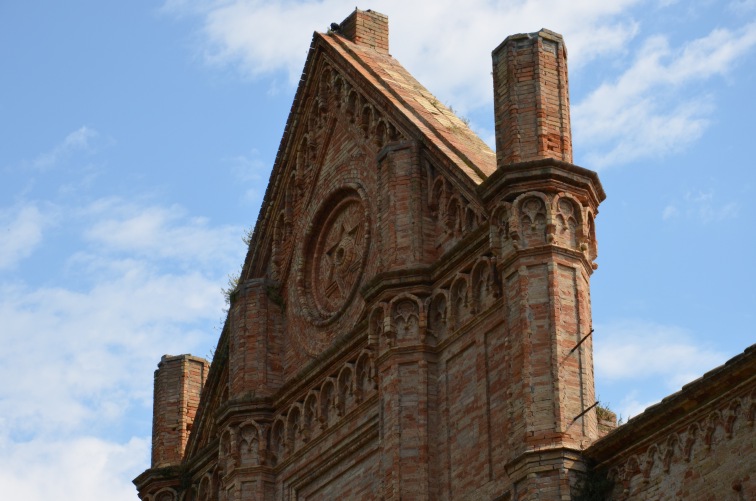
{"left": 299, "top": 185, "right": 370, "bottom": 331}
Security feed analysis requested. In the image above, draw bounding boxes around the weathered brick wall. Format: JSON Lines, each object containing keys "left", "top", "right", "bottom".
{"left": 586, "top": 346, "right": 756, "bottom": 501}
{"left": 133, "top": 8, "right": 756, "bottom": 495}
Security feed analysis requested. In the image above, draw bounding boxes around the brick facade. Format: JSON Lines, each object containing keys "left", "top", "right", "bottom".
{"left": 134, "top": 8, "right": 755, "bottom": 500}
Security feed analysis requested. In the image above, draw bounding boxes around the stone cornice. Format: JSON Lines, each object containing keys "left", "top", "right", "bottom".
{"left": 479, "top": 158, "right": 606, "bottom": 210}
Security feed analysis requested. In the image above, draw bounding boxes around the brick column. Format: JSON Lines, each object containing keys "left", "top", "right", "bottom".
{"left": 338, "top": 8, "right": 389, "bottom": 54}
{"left": 374, "top": 289, "right": 439, "bottom": 500}
{"left": 484, "top": 161, "right": 604, "bottom": 500}
{"left": 376, "top": 141, "right": 426, "bottom": 271}
{"left": 492, "top": 29, "right": 572, "bottom": 165}
{"left": 228, "top": 278, "right": 283, "bottom": 400}
{"left": 151, "top": 354, "right": 209, "bottom": 468}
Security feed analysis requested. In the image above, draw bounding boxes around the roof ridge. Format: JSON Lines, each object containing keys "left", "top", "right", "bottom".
{"left": 325, "top": 32, "right": 495, "bottom": 184}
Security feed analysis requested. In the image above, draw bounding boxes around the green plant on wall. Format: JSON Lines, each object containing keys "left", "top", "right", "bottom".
{"left": 222, "top": 271, "right": 240, "bottom": 305}
{"left": 571, "top": 468, "right": 614, "bottom": 501}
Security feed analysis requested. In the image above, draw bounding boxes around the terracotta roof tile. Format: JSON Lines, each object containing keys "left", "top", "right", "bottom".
{"left": 321, "top": 32, "right": 496, "bottom": 184}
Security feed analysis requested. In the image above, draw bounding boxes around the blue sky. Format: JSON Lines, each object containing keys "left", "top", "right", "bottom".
{"left": 1, "top": 0, "right": 755, "bottom": 498}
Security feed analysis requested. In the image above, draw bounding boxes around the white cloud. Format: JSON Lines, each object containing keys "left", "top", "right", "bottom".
{"left": 0, "top": 268, "right": 223, "bottom": 437}
{"left": 164, "top": 0, "right": 642, "bottom": 111}
{"left": 0, "top": 198, "right": 243, "bottom": 492}
{"left": 595, "top": 319, "right": 726, "bottom": 385}
{"left": 384, "top": 0, "right": 641, "bottom": 113}
{"left": 0, "top": 204, "right": 49, "bottom": 270}
{"left": 166, "top": 2, "right": 756, "bottom": 168}
{"left": 573, "top": 22, "right": 756, "bottom": 168}
{"left": 0, "top": 435, "right": 148, "bottom": 501}
{"left": 32, "top": 126, "right": 98, "bottom": 170}
{"left": 594, "top": 319, "right": 728, "bottom": 418}
{"left": 84, "top": 198, "right": 243, "bottom": 269}
{"left": 663, "top": 191, "right": 739, "bottom": 223}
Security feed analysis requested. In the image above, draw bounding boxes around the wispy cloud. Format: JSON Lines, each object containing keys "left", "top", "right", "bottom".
{"left": 0, "top": 197, "right": 245, "bottom": 497}
{"left": 31, "top": 126, "right": 98, "bottom": 170}
{"left": 614, "top": 390, "right": 666, "bottom": 421}
{"left": 662, "top": 204, "right": 679, "bottom": 221}
{"left": 595, "top": 319, "right": 726, "bottom": 386}
{"left": 163, "top": 0, "right": 642, "bottom": 111}
{"left": 594, "top": 318, "right": 728, "bottom": 418}
{"left": 0, "top": 204, "right": 50, "bottom": 270}
{"left": 224, "top": 149, "right": 270, "bottom": 207}
{"left": 662, "top": 190, "right": 739, "bottom": 223}
{"left": 574, "top": 22, "right": 756, "bottom": 168}
{"left": 84, "top": 198, "right": 243, "bottom": 269}
{"left": 226, "top": 149, "right": 268, "bottom": 184}
{"left": 730, "top": 0, "right": 756, "bottom": 13}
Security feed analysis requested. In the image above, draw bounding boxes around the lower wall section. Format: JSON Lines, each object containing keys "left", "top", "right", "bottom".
{"left": 446, "top": 343, "right": 483, "bottom": 498}
{"left": 296, "top": 448, "right": 380, "bottom": 500}
{"left": 279, "top": 410, "right": 380, "bottom": 501}
{"left": 586, "top": 346, "right": 756, "bottom": 501}
{"left": 435, "top": 308, "right": 516, "bottom": 500}
{"left": 398, "top": 362, "right": 427, "bottom": 498}
{"left": 239, "top": 480, "right": 273, "bottom": 500}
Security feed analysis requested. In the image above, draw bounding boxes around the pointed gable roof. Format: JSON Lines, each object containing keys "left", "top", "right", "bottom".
{"left": 245, "top": 10, "right": 495, "bottom": 279}
{"left": 182, "top": 13, "right": 498, "bottom": 458}
{"left": 320, "top": 33, "right": 496, "bottom": 183}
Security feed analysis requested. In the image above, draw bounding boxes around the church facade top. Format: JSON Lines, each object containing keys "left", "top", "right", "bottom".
{"left": 135, "top": 7, "right": 604, "bottom": 500}
{"left": 133, "top": 8, "right": 755, "bottom": 501}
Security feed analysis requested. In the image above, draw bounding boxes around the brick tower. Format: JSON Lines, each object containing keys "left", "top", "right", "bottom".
{"left": 151, "top": 355, "right": 209, "bottom": 468}
{"left": 484, "top": 29, "right": 604, "bottom": 498}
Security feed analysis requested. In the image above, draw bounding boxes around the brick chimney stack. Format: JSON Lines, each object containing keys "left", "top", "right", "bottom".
{"left": 151, "top": 354, "right": 208, "bottom": 468}
{"left": 492, "top": 29, "right": 572, "bottom": 166}
{"left": 337, "top": 8, "right": 389, "bottom": 54}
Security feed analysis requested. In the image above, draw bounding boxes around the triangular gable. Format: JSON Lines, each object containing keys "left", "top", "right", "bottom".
{"left": 183, "top": 23, "right": 498, "bottom": 459}
{"left": 244, "top": 30, "right": 495, "bottom": 282}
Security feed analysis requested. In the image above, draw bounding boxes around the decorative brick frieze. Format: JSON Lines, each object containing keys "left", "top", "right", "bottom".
{"left": 427, "top": 160, "right": 488, "bottom": 256}
{"left": 265, "top": 58, "right": 405, "bottom": 288}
